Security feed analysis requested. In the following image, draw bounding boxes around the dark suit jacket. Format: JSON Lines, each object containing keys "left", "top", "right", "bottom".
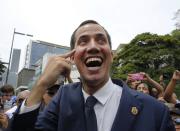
{"left": 8, "top": 104, "right": 40, "bottom": 131}
{"left": 35, "top": 79, "right": 175, "bottom": 131}
{"left": 9, "top": 79, "right": 175, "bottom": 131}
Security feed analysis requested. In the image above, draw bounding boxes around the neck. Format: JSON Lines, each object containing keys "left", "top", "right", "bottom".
{"left": 82, "top": 78, "right": 109, "bottom": 95}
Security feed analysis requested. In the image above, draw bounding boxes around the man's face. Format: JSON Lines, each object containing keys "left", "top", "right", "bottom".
{"left": 73, "top": 23, "right": 113, "bottom": 88}
{"left": 2, "top": 92, "right": 13, "bottom": 102}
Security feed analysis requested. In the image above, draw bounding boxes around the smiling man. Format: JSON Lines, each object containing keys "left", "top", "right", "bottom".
{"left": 34, "top": 20, "right": 175, "bottom": 131}
{"left": 10, "top": 20, "right": 175, "bottom": 131}
{"left": 72, "top": 21, "right": 113, "bottom": 95}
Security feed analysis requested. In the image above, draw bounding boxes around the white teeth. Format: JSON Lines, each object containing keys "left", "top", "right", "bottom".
{"left": 86, "top": 57, "right": 102, "bottom": 64}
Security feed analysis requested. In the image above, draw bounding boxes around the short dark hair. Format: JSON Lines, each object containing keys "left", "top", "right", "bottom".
{"left": 46, "top": 84, "right": 60, "bottom": 97}
{"left": 0, "top": 84, "right": 14, "bottom": 95}
{"left": 70, "top": 20, "right": 112, "bottom": 50}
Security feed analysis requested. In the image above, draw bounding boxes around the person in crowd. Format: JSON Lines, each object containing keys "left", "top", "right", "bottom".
{"left": 128, "top": 72, "right": 164, "bottom": 98}
{"left": 0, "top": 85, "right": 15, "bottom": 112}
{"left": 9, "top": 84, "right": 61, "bottom": 131}
{"left": 159, "top": 74, "right": 166, "bottom": 89}
{"left": 0, "top": 112, "right": 8, "bottom": 130}
{"left": 0, "top": 92, "right": 3, "bottom": 113}
{"left": 128, "top": 72, "right": 164, "bottom": 99}
{"left": 170, "top": 107, "right": 180, "bottom": 131}
{"left": 136, "top": 82, "right": 167, "bottom": 103}
{"left": 164, "top": 70, "right": 180, "bottom": 104}
{"left": 126, "top": 74, "right": 141, "bottom": 90}
{"left": 12, "top": 20, "right": 175, "bottom": 131}
{"left": 5, "top": 90, "right": 30, "bottom": 119}
{"left": 0, "top": 85, "right": 15, "bottom": 131}
{"left": 40, "top": 84, "right": 61, "bottom": 110}
{"left": 0, "top": 90, "right": 31, "bottom": 131}
{"left": 136, "top": 82, "right": 150, "bottom": 94}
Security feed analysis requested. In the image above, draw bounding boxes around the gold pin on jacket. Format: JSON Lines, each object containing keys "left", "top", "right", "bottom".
{"left": 131, "top": 107, "right": 138, "bottom": 115}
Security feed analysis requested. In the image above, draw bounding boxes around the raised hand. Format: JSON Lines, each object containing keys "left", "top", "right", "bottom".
{"left": 172, "top": 70, "right": 180, "bottom": 81}
{"left": 26, "top": 49, "right": 75, "bottom": 106}
{"left": 38, "top": 49, "right": 75, "bottom": 88}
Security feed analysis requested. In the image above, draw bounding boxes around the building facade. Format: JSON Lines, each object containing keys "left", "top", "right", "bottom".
{"left": 17, "top": 68, "right": 35, "bottom": 87}
{"left": 19, "top": 40, "right": 80, "bottom": 89}
{"left": 0, "top": 49, "right": 21, "bottom": 88}
{"left": 24, "top": 40, "right": 70, "bottom": 69}
{"left": 27, "top": 52, "right": 80, "bottom": 89}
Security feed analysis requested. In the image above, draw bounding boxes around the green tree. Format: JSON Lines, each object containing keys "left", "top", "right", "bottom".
{"left": 111, "top": 31, "right": 180, "bottom": 97}
{"left": 111, "top": 32, "right": 180, "bottom": 82}
{"left": 173, "top": 9, "right": 180, "bottom": 29}
{"left": 171, "top": 29, "right": 180, "bottom": 41}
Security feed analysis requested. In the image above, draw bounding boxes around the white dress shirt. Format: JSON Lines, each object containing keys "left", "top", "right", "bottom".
{"left": 82, "top": 78, "right": 123, "bottom": 131}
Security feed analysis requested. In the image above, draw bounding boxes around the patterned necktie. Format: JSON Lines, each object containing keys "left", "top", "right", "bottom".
{"left": 85, "top": 96, "right": 98, "bottom": 131}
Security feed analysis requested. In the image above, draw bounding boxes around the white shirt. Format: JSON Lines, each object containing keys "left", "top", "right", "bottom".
{"left": 20, "top": 78, "right": 123, "bottom": 131}
{"left": 5, "top": 106, "right": 17, "bottom": 119}
{"left": 82, "top": 78, "right": 123, "bottom": 131}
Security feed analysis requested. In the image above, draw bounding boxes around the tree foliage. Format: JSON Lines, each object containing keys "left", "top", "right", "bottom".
{"left": 111, "top": 30, "right": 180, "bottom": 82}
{"left": 173, "top": 9, "right": 180, "bottom": 29}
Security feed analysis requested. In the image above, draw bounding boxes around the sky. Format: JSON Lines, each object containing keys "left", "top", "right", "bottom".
{"left": 0, "top": 0, "right": 179, "bottom": 70}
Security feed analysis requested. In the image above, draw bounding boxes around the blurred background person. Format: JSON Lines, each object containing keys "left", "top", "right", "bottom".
{"left": 9, "top": 83, "right": 61, "bottom": 131}
{"left": 0, "top": 85, "right": 15, "bottom": 112}
{"left": 0, "top": 112, "right": 8, "bottom": 130}
{"left": 128, "top": 72, "right": 164, "bottom": 99}
{"left": 126, "top": 73, "right": 141, "bottom": 90}
{"left": 136, "top": 82, "right": 150, "bottom": 95}
{"left": 5, "top": 90, "right": 30, "bottom": 119}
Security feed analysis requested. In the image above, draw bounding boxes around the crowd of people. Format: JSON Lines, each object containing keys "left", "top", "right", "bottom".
{"left": 0, "top": 20, "right": 179, "bottom": 131}
{"left": 127, "top": 71, "right": 180, "bottom": 129}
{"left": 0, "top": 83, "right": 66, "bottom": 130}
{"left": 127, "top": 71, "right": 180, "bottom": 103}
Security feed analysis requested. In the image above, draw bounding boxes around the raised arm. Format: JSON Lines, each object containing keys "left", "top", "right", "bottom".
{"left": 26, "top": 50, "right": 75, "bottom": 107}
{"left": 141, "top": 72, "right": 164, "bottom": 97}
{"left": 164, "top": 70, "right": 180, "bottom": 104}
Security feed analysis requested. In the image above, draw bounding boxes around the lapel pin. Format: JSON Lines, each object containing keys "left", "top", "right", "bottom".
{"left": 131, "top": 107, "right": 138, "bottom": 115}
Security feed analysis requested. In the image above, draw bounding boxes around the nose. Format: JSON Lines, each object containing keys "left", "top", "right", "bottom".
{"left": 6, "top": 96, "right": 11, "bottom": 101}
{"left": 138, "top": 87, "right": 143, "bottom": 92}
{"left": 86, "top": 39, "right": 100, "bottom": 53}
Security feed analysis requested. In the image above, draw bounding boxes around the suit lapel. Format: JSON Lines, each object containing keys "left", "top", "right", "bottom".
{"left": 111, "top": 83, "right": 143, "bottom": 131}
{"left": 61, "top": 82, "right": 86, "bottom": 131}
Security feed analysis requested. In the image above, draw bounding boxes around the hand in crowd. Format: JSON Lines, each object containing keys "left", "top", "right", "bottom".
{"left": 172, "top": 70, "right": 180, "bottom": 81}
{"left": 0, "top": 113, "right": 8, "bottom": 128}
{"left": 138, "top": 72, "right": 151, "bottom": 82}
{"left": 127, "top": 72, "right": 149, "bottom": 82}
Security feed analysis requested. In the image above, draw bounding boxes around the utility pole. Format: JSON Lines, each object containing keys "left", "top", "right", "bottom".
{"left": 5, "top": 28, "right": 33, "bottom": 84}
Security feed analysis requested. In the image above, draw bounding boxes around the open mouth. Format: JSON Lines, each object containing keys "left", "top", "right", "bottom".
{"left": 85, "top": 57, "right": 103, "bottom": 67}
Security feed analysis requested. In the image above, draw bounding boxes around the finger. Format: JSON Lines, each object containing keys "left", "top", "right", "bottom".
{"left": 59, "top": 58, "right": 72, "bottom": 65}
{"left": 58, "top": 49, "right": 75, "bottom": 59}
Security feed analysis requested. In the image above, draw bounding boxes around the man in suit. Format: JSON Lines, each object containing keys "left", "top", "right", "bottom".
{"left": 13, "top": 20, "right": 175, "bottom": 131}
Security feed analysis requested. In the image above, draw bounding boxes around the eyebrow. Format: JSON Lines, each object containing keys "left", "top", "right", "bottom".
{"left": 78, "top": 33, "right": 106, "bottom": 39}
{"left": 95, "top": 33, "right": 106, "bottom": 38}
{"left": 78, "top": 35, "right": 89, "bottom": 40}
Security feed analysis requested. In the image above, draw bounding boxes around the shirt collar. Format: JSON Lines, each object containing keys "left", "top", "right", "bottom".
{"left": 82, "top": 78, "right": 116, "bottom": 106}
